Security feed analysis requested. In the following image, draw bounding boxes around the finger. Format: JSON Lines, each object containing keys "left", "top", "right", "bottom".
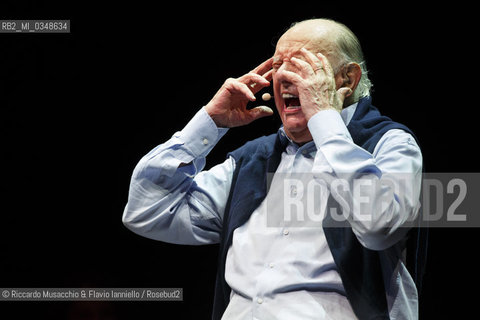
{"left": 262, "top": 69, "right": 273, "bottom": 82}
{"left": 240, "top": 73, "right": 270, "bottom": 86}
{"left": 300, "top": 47, "right": 324, "bottom": 71}
{"left": 251, "top": 57, "right": 274, "bottom": 75}
{"left": 239, "top": 73, "right": 270, "bottom": 94}
{"left": 229, "top": 80, "right": 256, "bottom": 101}
{"left": 275, "top": 66, "right": 303, "bottom": 85}
{"left": 315, "top": 52, "right": 334, "bottom": 78}
{"left": 248, "top": 106, "right": 274, "bottom": 121}
{"left": 290, "top": 56, "right": 315, "bottom": 76}
{"left": 336, "top": 87, "right": 353, "bottom": 107}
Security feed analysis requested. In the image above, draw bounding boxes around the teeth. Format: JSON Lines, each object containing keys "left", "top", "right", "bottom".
{"left": 282, "top": 93, "right": 298, "bottom": 99}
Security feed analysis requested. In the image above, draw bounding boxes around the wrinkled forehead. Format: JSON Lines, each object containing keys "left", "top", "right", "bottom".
{"left": 273, "top": 40, "right": 310, "bottom": 63}
{"left": 273, "top": 25, "right": 338, "bottom": 64}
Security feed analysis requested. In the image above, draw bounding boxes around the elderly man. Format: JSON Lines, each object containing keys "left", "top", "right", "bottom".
{"left": 123, "top": 19, "right": 423, "bottom": 320}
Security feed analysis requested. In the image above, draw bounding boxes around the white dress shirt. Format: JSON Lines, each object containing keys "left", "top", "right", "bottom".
{"left": 123, "top": 103, "right": 423, "bottom": 320}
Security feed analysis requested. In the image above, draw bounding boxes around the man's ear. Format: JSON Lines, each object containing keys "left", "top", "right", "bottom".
{"left": 340, "top": 62, "right": 362, "bottom": 95}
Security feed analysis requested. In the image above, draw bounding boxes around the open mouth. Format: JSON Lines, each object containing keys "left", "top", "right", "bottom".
{"left": 283, "top": 93, "right": 301, "bottom": 112}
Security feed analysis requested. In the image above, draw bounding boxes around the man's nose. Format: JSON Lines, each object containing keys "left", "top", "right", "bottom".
{"left": 275, "top": 63, "right": 294, "bottom": 88}
{"left": 280, "top": 80, "right": 294, "bottom": 92}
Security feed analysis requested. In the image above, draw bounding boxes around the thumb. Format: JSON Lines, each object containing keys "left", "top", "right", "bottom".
{"left": 337, "top": 87, "right": 353, "bottom": 109}
{"left": 248, "top": 106, "right": 274, "bottom": 122}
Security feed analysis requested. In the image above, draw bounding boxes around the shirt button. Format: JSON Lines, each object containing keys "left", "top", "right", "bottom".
{"left": 283, "top": 229, "right": 289, "bottom": 236}
{"left": 202, "top": 138, "right": 209, "bottom": 145}
{"left": 257, "top": 297, "right": 263, "bottom": 304}
{"left": 269, "top": 262, "right": 275, "bottom": 268}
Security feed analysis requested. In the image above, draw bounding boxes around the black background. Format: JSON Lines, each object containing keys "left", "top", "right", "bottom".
{"left": 1, "top": 1, "right": 478, "bottom": 319}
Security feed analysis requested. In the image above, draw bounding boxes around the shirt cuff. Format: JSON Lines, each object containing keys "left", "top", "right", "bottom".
{"left": 175, "top": 107, "right": 229, "bottom": 158}
{"left": 307, "top": 109, "right": 353, "bottom": 148}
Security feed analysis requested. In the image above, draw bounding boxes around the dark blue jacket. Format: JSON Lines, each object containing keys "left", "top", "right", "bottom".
{"left": 212, "top": 97, "right": 426, "bottom": 320}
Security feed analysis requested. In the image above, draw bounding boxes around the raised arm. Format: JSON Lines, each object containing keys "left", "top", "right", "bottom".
{"left": 123, "top": 58, "right": 274, "bottom": 245}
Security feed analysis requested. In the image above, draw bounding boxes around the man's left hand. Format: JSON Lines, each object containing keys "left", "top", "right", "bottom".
{"left": 276, "top": 48, "right": 352, "bottom": 121}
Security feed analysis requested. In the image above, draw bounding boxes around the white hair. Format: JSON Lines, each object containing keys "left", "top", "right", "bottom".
{"left": 333, "top": 21, "right": 372, "bottom": 99}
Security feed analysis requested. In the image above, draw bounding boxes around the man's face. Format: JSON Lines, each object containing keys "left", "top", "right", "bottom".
{"left": 272, "top": 32, "right": 342, "bottom": 144}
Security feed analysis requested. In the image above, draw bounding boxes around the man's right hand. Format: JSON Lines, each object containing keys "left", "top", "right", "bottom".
{"left": 204, "top": 57, "right": 274, "bottom": 128}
